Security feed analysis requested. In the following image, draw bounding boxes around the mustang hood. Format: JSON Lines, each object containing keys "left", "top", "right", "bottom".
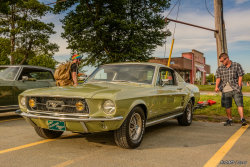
{"left": 21, "top": 82, "right": 146, "bottom": 99}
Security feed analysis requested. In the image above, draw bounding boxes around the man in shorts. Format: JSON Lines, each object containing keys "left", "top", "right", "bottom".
{"left": 71, "top": 54, "right": 82, "bottom": 86}
{"left": 215, "top": 53, "right": 247, "bottom": 126}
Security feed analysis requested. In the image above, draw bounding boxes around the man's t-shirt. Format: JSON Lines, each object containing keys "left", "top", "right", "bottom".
{"left": 216, "top": 61, "right": 244, "bottom": 92}
{"left": 71, "top": 63, "right": 78, "bottom": 73}
{"left": 223, "top": 82, "right": 233, "bottom": 93}
{"left": 70, "top": 63, "right": 78, "bottom": 80}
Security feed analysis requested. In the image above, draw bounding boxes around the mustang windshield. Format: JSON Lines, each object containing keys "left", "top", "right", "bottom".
{"left": 0, "top": 67, "right": 19, "bottom": 80}
{"left": 86, "top": 64, "right": 155, "bottom": 84}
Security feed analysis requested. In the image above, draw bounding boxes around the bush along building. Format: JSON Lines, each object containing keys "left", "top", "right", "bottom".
{"left": 149, "top": 49, "right": 210, "bottom": 85}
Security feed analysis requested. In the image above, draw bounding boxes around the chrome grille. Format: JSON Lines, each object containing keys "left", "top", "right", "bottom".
{"left": 26, "top": 96, "right": 89, "bottom": 114}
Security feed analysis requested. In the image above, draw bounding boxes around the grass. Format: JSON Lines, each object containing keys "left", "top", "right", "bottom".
{"left": 196, "top": 85, "right": 250, "bottom": 92}
{"left": 195, "top": 95, "right": 250, "bottom": 118}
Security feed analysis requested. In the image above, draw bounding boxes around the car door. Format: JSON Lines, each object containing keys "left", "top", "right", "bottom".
{"left": 0, "top": 80, "right": 15, "bottom": 107}
{"left": 0, "top": 66, "right": 20, "bottom": 108}
{"left": 13, "top": 67, "right": 54, "bottom": 104}
{"left": 154, "top": 67, "right": 185, "bottom": 117}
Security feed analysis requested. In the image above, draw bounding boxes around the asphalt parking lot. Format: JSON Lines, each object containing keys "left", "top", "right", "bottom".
{"left": 0, "top": 112, "right": 249, "bottom": 167}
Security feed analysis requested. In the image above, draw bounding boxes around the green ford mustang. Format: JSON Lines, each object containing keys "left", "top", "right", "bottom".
{"left": 17, "top": 62, "right": 200, "bottom": 149}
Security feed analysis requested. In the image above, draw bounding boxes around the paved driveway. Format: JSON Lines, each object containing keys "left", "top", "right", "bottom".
{"left": 0, "top": 113, "right": 249, "bottom": 167}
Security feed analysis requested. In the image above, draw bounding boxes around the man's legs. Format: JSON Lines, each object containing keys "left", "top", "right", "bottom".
{"left": 222, "top": 92, "right": 233, "bottom": 126}
{"left": 234, "top": 91, "right": 247, "bottom": 126}
{"left": 224, "top": 108, "right": 233, "bottom": 126}
{"left": 226, "top": 108, "right": 232, "bottom": 120}
{"left": 237, "top": 106, "right": 244, "bottom": 119}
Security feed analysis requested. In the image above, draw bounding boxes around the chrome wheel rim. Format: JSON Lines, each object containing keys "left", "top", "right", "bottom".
{"left": 186, "top": 103, "right": 192, "bottom": 122}
{"left": 129, "top": 113, "right": 142, "bottom": 141}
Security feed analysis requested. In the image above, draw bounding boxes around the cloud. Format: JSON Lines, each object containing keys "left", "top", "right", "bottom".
{"left": 154, "top": 7, "right": 250, "bottom": 57}
{"left": 225, "top": 9, "right": 250, "bottom": 43}
{"left": 42, "top": 1, "right": 250, "bottom": 70}
{"left": 235, "top": 0, "right": 249, "bottom": 4}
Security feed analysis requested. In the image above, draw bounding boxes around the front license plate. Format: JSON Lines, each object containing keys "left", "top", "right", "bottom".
{"left": 48, "top": 120, "right": 66, "bottom": 131}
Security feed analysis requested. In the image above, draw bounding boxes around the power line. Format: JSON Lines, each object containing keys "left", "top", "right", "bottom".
{"left": 167, "top": 0, "right": 181, "bottom": 17}
{"left": 172, "top": 0, "right": 181, "bottom": 38}
{"left": 205, "top": 0, "right": 214, "bottom": 17}
{"left": 164, "top": 0, "right": 181, "bottom": 58}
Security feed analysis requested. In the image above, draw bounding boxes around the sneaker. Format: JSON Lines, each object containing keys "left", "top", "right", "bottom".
{"left": 241, "top": 118, "right": 247, "bottom": 126}
{"left": 224, "top": 119, "right": 233, "bottom": 126}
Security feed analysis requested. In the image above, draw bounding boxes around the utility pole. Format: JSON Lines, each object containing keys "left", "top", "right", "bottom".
{"left": 214, "top": 0, "right": 228, "bottom": 67}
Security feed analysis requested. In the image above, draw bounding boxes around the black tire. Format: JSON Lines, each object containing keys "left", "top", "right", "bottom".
{"left": 114, "top": 106, "right": 146, "bottom": 149}
{"left": 177, "top": 100, "right": 193, "bottom": 126}
{"left": 34, "top": 126, "right": 63, "bottom": 139}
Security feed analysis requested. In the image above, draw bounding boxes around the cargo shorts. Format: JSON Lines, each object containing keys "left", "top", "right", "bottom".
{"left": 221, "top": 90, "right": 244, "bottom": 109}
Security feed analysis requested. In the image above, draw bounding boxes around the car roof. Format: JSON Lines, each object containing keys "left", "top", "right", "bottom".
{"left": 103, "top": 62, "right": 174, "bottom": 70}
{"left": 0, "top": 65, "right": 53, "bottom": 71}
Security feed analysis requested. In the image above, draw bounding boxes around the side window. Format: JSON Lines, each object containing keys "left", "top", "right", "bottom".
{"left": 29, "top": 71, "right": 54, "bottom": 81}
{"left": 157, "top": 68, "right": 175, "bottom": 86}
{"left": 18, "top": 68, "right": 54, "bottom": 81}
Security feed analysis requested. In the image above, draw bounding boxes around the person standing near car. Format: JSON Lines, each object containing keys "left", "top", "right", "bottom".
{"left": 54, "top": 54, "right": 83, "bottom": 86}
{"left": 215, "top": 53, "right": 247, "bottom": 126}
{"left": 71, "top": 54, "right": 83, "bottom": 86}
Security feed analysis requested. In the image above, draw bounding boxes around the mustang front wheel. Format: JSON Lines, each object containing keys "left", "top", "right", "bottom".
{"left": 34, "top": 126, "right": 63, "bottom": 139}
{"left": 114, "top": 106, "right": 146, "bottom": 149}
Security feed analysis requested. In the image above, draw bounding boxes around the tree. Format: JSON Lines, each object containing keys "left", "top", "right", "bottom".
{"left": 243, "top": 73, "right": 250, "bottom": 82}
{"left": 206, "top": 73, "right": 215, "bottom": 83}
{"left": 0, "top": 0, "right": 59, "bottom": 65}
{"left": 54, "top": 0, "right": 171, "bottom": 66}
{"left": 0, "top": 37, "right": 10, "bottom": 65}
{"left": 28, "top": 54, "right": 57, "bottom": 69}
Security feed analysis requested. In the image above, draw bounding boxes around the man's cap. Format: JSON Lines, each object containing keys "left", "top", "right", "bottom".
{"left": 72, "top": 54, "right": 81, "bottom": 60}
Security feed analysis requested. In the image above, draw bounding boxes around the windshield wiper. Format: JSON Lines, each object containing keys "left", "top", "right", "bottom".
{"left": 111, "top": 80, "right": 139, "bottom": 84}
{"left": 112, "top": 80, "right": 129, "bottom": 82}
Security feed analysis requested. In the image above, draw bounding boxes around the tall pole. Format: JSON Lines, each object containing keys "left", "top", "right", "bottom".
{"left": 214, "top": 0, "right": 228, "bottom": 67}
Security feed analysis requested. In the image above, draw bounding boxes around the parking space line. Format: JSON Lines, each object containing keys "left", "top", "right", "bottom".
{"left": 0, "top": 134, "right": 77, "bottom": 155}
{"left": 0, "top": 139, "right": 56, "bottom": 154}
{"left": 52, "top": 150, "right": 104, "bottom": 167}
{"left": 53, "top": 160, "right": 75, "bottom": 167}
{"left": 0, "top": 118, "right": 23, "bottom": 123}
{"left": 204, "top": 125, "right": 249, "bottom": 167}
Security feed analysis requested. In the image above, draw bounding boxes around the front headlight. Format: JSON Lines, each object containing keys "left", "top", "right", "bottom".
{"left": 75, "top": 101, "right": 85, "bottom": 111}
{"left": 29, "top": 98, "right": 36, "bottom": 108}
{"left": 103, "top": 100, "right": 115, "bottom": 115}
{"left": 20, "top": 97, "right": 26, "bottom": 107}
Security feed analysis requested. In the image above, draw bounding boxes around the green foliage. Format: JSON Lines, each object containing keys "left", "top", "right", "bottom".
{"left": 54, "top": 0, "right": 171, "bottom": 67}
{"left": 0, "top": 0, "right": 59, "bottom": 66}
{"left": 0, "top": 37, "right": 10, "bottom": 65}
{"left": 195, "top": 95, "right": 250, "bottom": 117}
{"left": 243, "top": 73, "right": 250, "bottom": 82}
{"left": 28, "top": 54, "right": 57, "bottom": 69}
{"left": 206, "top": 73, "right": 215, "bottom": 83}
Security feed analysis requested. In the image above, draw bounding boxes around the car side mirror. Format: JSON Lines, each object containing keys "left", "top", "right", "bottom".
{"left": 161, "top": 79, "right": 169, "bottom": 87}
{"left": 22, "top": 76, "right": 29, "bottom": 81}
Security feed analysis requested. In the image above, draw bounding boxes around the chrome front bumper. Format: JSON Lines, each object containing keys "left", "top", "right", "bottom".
{"left": 16, "top": 110, "right": 123, "bottom": 122}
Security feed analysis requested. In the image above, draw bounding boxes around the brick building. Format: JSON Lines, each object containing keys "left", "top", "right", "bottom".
{"left": 149, "top": 49, "right": 210, "bottom": 85}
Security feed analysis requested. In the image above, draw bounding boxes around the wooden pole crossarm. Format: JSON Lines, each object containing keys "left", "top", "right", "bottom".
{"left": 165, "top": 18, "right": 218, "bottom": 33}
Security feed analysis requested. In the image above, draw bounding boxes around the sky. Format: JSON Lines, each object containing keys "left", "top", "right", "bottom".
{"left": 40, "top": 0, "right": 250, "bottom": 75}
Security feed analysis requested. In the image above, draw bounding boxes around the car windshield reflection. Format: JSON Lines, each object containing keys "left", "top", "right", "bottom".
{"left": 86, "top": 64, "right": 155, "bottom": 84}
{"left": 0, "top": 67, "right": 19, "bottom": 80}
